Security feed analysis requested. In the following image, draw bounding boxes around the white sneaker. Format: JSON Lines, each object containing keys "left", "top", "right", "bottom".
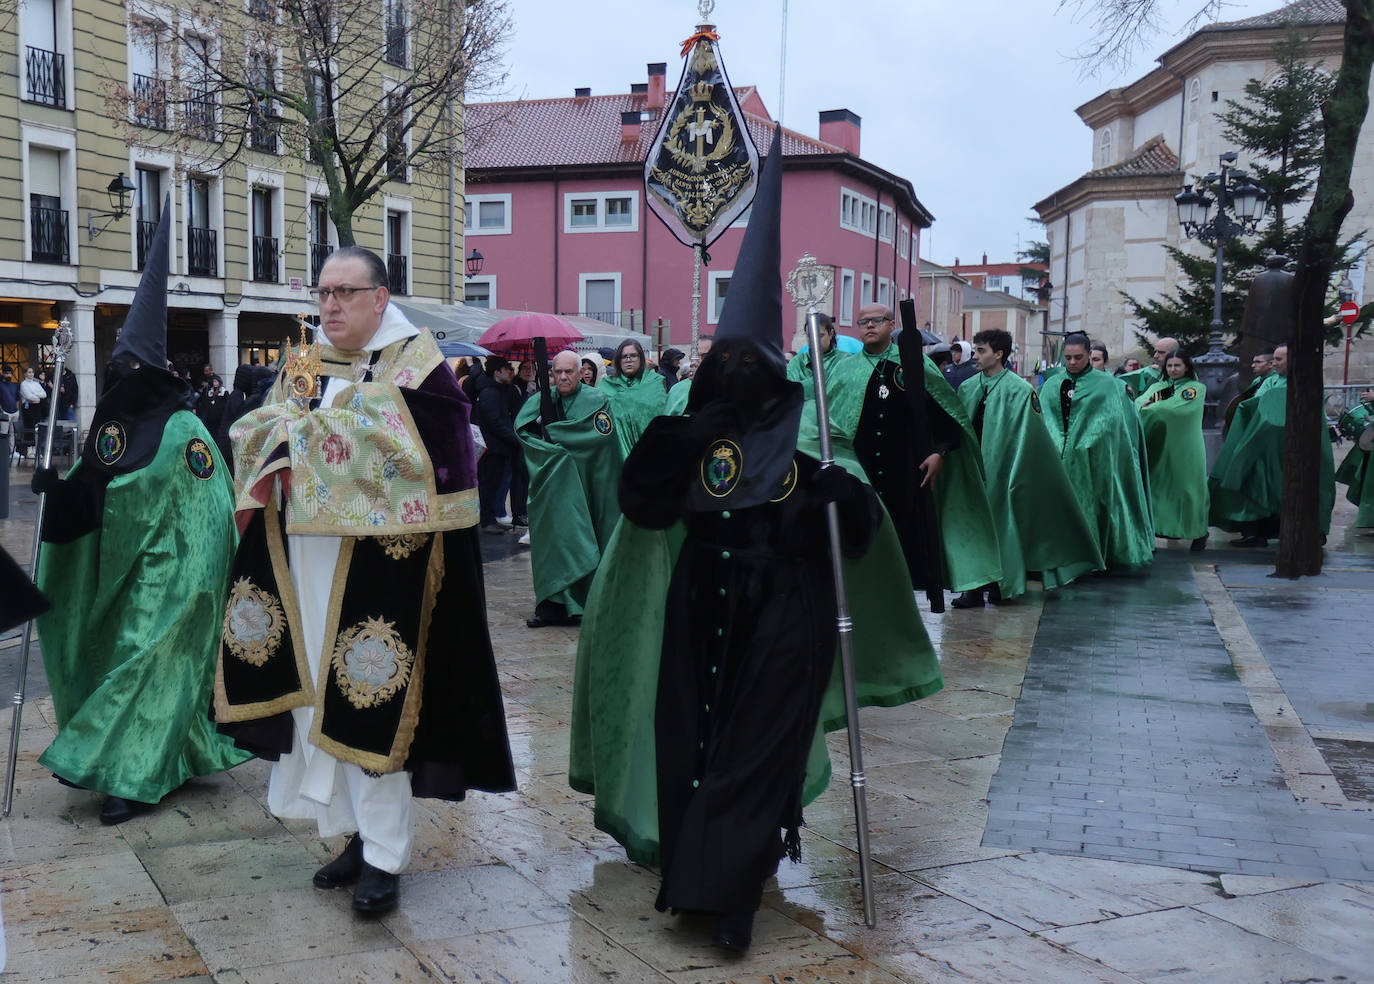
{"left": 518, "top": 531, "right": 531, "bottom": 546}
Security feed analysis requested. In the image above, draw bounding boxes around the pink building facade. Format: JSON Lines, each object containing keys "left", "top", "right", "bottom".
{"left": 465, "top": 69, "right": 933, "bottom": 354}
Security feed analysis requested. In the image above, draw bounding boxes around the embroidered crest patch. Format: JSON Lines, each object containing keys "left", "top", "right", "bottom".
{"left": 593, "top": 409, "right": 614, "bottom": 436}
{"left": 223, "top": 578, "right": 286, "bottom": 667}
{"left": 185, "top": 438, "right": 215, "bottom": 480}
{"left": 769, "top": 460, "right": 799, "bottom": 502}
{"left": 1030, "top": 392, "right": 1042, "bottom": 415}
{"left": 95, "top": 421, "right": 127, "bottom": 465}
{"left": 701, "top": 438, "right": 743, "bottom": 498}
{"left": 1180, "top": 385, "right": 1199, "bottom": 402}
{"left": 331, "top": 616, "right": 414, "bottom": 709}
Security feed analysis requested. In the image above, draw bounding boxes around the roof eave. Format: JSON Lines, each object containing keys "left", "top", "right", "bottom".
{"left": 1034, "top": 170, "right": 1185, "bottom": 220}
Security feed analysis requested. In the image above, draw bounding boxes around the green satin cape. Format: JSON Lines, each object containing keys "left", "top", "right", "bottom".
{"left": 1209, "top": 375, "right": 1336, "bottom": 534}
{"left": 826, "top": 349, "right": 1002, "bottom": 592}
{"left": 959, "top": 370, "right": 1103, "bottom": 597}
{"left": 36, "top": 411, "right": 250, "bottom": 802}
{"left": 516, "top": 384, "right": 624, "bottom": 612}
{"left": 786, "top": 346, "right": 849, "bottom": 402}
{"left": 664, "top": 378, "right": 692, "bottom": 416}
{"left": 1136, "top": 377, "right": 1209, "bottom": 540}
{"left": 568, "top": 441, "right": 943, "bottom": 865}
{"left": 1040, "top": 368, "right": 1155, "bottom": 569}
{"left": 1335, "top": 442, "right": 1374, "bottom": 527}
{"left": 597, "top": 371, "right": 668, "bottom": 456}
{"left": 1117, "top": 365, "right": 1162, "bottom": 400}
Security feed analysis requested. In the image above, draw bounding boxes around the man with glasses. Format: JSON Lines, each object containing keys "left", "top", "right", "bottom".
{"left": 216, "top": 246, "right": 515, "bottom": 914}
{"left": 825, "top": 304, "right": 1001, "bottom": 610}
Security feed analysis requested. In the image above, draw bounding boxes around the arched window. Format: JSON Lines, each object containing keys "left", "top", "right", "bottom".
{"left": 1188, "top": 79, "right": 1201, "bottom": 121}
{"left": 1098, "top": 128, "right": 1114, "bottom": 166}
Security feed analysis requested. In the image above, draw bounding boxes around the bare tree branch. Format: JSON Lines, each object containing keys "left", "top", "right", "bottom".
{"left": 1058, "top": 0, "right": 1232, "bottom": 75}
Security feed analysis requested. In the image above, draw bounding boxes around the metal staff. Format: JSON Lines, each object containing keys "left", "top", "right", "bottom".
{"left": 4, "top": 318, "right": 74, "bottom": 816}
{"left": 787, "top": 255, "right": 877, "bottom": 927}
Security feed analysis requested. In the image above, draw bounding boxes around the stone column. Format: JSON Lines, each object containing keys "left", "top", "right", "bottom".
{"left": 207, "top": 310, "right": 239, "bottom": 381}
{"left": 61, "top": 299, "right": 99, "bottom": 439}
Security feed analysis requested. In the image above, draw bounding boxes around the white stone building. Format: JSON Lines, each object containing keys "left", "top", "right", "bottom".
{"left": 1034, "top": 0, "right": 1374, "bottom": 381}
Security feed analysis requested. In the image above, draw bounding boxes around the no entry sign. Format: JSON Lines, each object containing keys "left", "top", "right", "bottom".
{"left": 1340, "top": 301, "right": 1360, "bottom": 325}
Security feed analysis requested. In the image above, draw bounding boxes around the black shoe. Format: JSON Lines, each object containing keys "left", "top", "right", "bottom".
{"left": 480, "top": 523, "right": 507, "bottom": 535}
{"left": 1191, "top": 534, "right": 1210, "bottom": 552}
{"left": 526, "top": 612, "right": 575, "bottom": 628}
{"left": 950, "top": 590, "right": 985, "bottom": 609}
{"left": 99, "top": 795, "right": 152, "bottom": 825}
{"left": 313, "top": 835, "right": 365, "bottom": 889}
{"left": 512, "top": 515, "right": 529, "bottom": 527}
{"left": 352, "top": 862, "right": 399, "bottom": 913}
{"left": 54, "top": 774, "right": 87, "bottom": 790}
{"left": 987, "top": 583, "right": 1003, "bottom": 604}
{"left": 712, "top": 909, "right": 754, "bottom": 952}
{"left": 1230, "top": 535, "right": 1266, "bottom": 548}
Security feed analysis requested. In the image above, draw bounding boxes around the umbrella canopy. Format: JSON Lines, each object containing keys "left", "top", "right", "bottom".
{"left": 436, "top": 340, "right": 491, "bottom": 359}
{"left": 799, "top": 333, "right": 864, "bottom": 356}
{"left": 477, "top": 313, "right": 583, "bottom": 354}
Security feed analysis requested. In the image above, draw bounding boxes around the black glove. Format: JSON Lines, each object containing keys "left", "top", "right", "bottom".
{"left": 809, "top": 463, "right": 853, "bottom": 506}
{"left": 31, "top": 466, "right": 60, "bottom": 496}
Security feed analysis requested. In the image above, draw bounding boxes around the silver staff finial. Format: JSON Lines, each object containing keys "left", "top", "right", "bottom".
{"left": 698, "top": 0, "right": 715, "bottom": 21}
{"left": 786, "top": 252, "right": 833, "bottom": 310}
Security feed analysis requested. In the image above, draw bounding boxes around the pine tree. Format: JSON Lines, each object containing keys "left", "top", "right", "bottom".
{"left": 1124, "top": 27, "right": 1359, "bottom": 355}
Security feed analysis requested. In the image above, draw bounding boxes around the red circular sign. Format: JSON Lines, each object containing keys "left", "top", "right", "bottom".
{"left": 1340, "top": 301, "right": 1360, "bottom": 325}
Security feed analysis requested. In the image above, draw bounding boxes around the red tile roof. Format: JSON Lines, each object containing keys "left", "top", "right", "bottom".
{"left": 465, "top": 92, "right": 841, "bottom": 170}
{"left": 1086, "top": 134, "right": 1180, "bottom": 178}
{"left": 1217, "top": 0, "right": 1345, "bottom": 29}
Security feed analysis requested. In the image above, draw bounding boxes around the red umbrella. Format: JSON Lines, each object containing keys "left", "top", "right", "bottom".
{"left": 477, "top": 313, "right": 583, "bottom": 355}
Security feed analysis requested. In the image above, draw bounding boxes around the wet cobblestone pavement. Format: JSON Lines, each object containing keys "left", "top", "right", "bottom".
{"left": 3, "top": 468, "right": 1374, "bottom": 982}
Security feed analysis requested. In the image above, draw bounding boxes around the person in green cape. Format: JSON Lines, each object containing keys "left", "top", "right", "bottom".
{"left": 597, "top": 338, "right": 666, "bottom": 455}
{"left": 954, "top": 329, "right": 1103, "bottom": 607}
{"left": 568, "top": 128, "right": 942, "bottom": 952}
{"left": 1335, "top": 388, "right": 1374, "bottom": 530}
{"left": 1223, "top": 350, "right": 1275, "bottom": 436}
{"left": 1041, "top": 333, "right": 1155, "bottom": 570}
{"left": 1135, "top": 349, "right": 1210, "bottom": 549}
{"left": 785, "top": 312, "right": 848, "bottom": 399}
{"left": 1209, "top": 345, "right": 1336, "bottom": 546}
{"left": 516, "top": 349, "right": 624, "bottom": 627}
{"left": 1117, "top": 335, "right": 1177, "bottom": 399}
{"left": 824, "top": 304, "right": 1002, "bottom": 608}
{"left": 30, "top": 198, "right": 250, "bottom": 825}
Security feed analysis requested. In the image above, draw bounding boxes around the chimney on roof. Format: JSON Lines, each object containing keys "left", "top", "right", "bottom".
{"left": 819, "top": 108, "right": 860, "bottom": 156}
{"left": 647, "top": 62, "right": 667, "bottom": 109}
{"left": 954, "top": 257, "right": 960, "bottom": 266}
{"left": 574, "top": 87, "right": 591, "bottom": 99}
{"left": 620, "top": 110, "right": 642, "bottom": 143}
{"left": 982, "top": 252, "right": 987, "bottom": 265}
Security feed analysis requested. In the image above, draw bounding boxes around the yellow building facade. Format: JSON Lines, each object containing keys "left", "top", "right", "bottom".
{"left": 3, "top": 0, "right": 464, "bottom": 434}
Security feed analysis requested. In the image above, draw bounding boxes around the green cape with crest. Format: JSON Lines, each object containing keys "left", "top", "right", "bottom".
{"left": 515, "top": 383, "right": 624, "bottom": 613}
{"left": 959, "top": 368, "right": 1103, "bottom": 597}
{"left": 597, "top": 371, "right": 667, "bottom": 456}
{"left": 1208, "top": 374, "right": 1335, "bottom": 534}
{"left": 1040, "top": 368, "right": 1155, "bottom": 569}
{"left": 825, "top": 349, "right": 1002, "bottom": 592}
{"left": 1136, "top": 376, "right": 1209, "bottom": 540}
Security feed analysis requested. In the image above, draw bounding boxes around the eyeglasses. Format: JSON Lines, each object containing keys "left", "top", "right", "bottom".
{"left": 309, "top": 285, "right": 381, "bottom": 301}
{"left": 856, "top": 317, "right": 892, "bottom": 328}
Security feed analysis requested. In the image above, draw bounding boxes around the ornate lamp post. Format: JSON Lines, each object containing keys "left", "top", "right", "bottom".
{"left": 1175, "top": 150, "right": 1268, "bottom": 426}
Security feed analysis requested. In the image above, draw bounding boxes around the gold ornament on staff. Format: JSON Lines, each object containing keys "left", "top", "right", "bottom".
{"left": 282, "top": 316, "right": 322, "bottom": 404}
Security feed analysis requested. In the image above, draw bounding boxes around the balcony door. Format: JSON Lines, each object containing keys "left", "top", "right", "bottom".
{"left": 251, "top": 188, "right": 277, "bottom": 282}
{"left": 187, "top": 177, "right": 215, "bottom": 276}
{"left": 135, "top": 167, "right": 161, "bottom": 269}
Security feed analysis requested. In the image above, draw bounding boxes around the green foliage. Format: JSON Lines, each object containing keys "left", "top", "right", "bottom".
{"left": 1125, "top": 27, "right": 1365, "bottom": 355}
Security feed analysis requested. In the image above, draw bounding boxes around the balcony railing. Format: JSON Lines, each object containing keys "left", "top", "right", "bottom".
{"left": 132, "top": 73, "right": 169, "bottom": 130}
{"left": 188, "top": 226, "right": 218, "bottom": 277}
{"left": 136, "top": 218, "right": 158, "bottom": 269}
{"left": 384, "top": 20, "right": 407, "bottom": 66}
{"left": 387, "top": 253, "right": 407, "bottom": 295}
{"left": 248, "top": 107, "right": 279, "bottom": 154}
{"left": 183, "top": 87, "right": 218, "bottom": 141}
{"left": 252, "top": 235, "right": 278, "bottom": 283}
{"left": 249, "top": 0, "right": 276, "bottom": 20}
{"left": 30, "top": 206, "right": 69, "bottom": 264}
{"left": 25, "top": 47, "right": 66, "bottom": 108}
{"left": 310, "top": 242, "right": 333, "bottom": 286}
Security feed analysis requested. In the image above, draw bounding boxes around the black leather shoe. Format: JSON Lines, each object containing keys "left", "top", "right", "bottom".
{"left": 99, "top": 796, "right": 152, "bottom": 825}
{"left": 1190, "top": 533, "right": 1210, "bottom": 552}
{"left": 712, "top": 909, "right": 754, "bottom": 952}
{"left": 352, "top": 862, "right": 399, "bottom": 913}
{"left": 1230, "top": 535, "right": 1266, "bottom": 548}
{"left": 313, "top": 835, "right": 365, "bottom": 889}
{"left": 950, "top": 590, "right": 985, "bottom": 609}
{"left": 526, "top": 612, "right": 574, "bottom": 628}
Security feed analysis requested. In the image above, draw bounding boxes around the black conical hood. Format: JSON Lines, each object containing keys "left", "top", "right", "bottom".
{"left": 715, "top": 125, "right": 784, "bottom": 372}
{"left": 113, "top": 192, "right": 171, "bottom": 368}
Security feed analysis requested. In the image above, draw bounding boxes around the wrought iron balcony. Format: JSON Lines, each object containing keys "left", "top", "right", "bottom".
{"left": 248, "top": 107, "right": 279, "bottom": 154}
{"left": 183, "top": 88, "right": 218, "bottom": 141}
{"left": 249, "top": 0, "right": 276, "bottom": 20}
{"left": 29, "top": 206, "right": 69, "bottom": 264}
{"left": 132, "top": 73, "right": 169, "bottom": 130}
{"left": 188, "top": 226, "right": 218, "bottom": 277}
{"left": 252, "top": 235, "right": 279, "bottom": 283}
{"left": 310, "top": 242, "right": 333, "bottom": 286}
{"left": 384, "top": 20, "right": 407, "bottom": 66}
{"left": 25, "top": 47, "right": 66, "bottom": 108}
{"left": 136, "top": 219, "right": 161, "bottom": 269}
{"left": 387, "top": 253, "right": 408, "bottom": 295}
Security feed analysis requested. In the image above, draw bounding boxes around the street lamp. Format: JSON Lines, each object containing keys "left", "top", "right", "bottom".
{"left": 1175, "top": 150, "right": 1268, "bottom": 426}
{"left": 87, "top": 172, "right": 137, "bottom": 240}
{"left": 465, "top": 248, "right": 484, "bottom": 279}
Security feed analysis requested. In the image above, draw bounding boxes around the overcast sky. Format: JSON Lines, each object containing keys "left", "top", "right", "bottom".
{"left": 491, "top": 0, "right": 1284, "bottom": 265}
